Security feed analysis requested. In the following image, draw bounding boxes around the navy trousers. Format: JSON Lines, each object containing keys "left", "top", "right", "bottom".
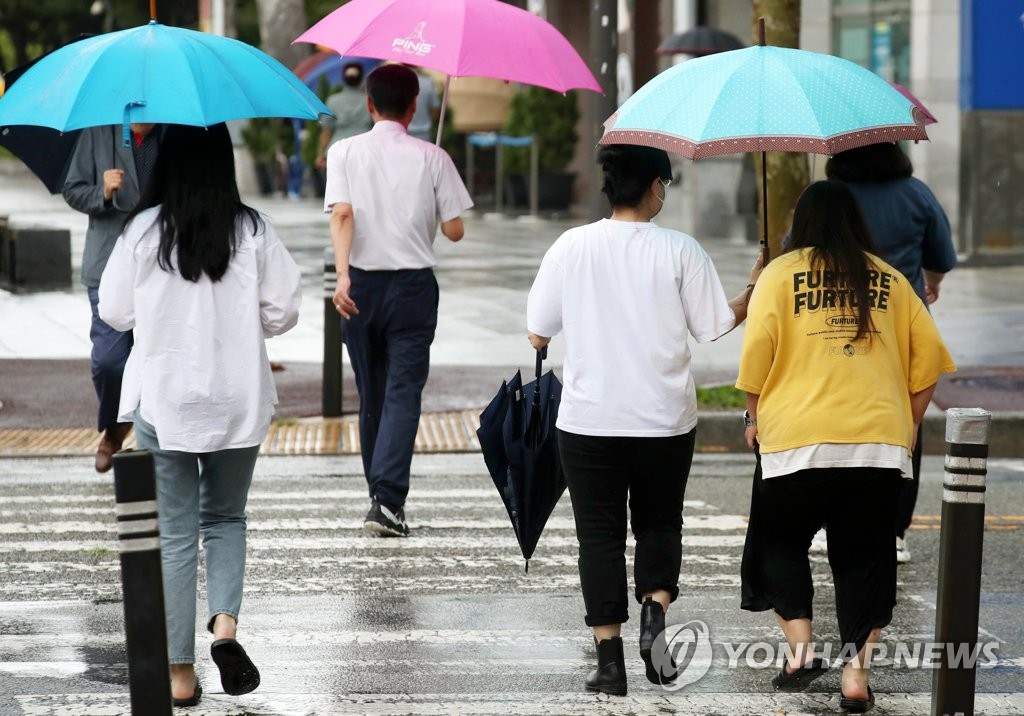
{"left": 87, "top": 287, "right": 133, "bottom": 432}
{"left": 343, "top": 267, "right": 438, "bottom": 511}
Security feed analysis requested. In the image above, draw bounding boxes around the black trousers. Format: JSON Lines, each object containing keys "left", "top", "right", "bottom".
{"left": 557, "top": 428, "right": 696, "bottom": 627}
{"left": 343, "top": 267, "right": 438, "bottom": 511}
{"left": 740, "top": 454, "right": 902, "bottom": 656}
{"left": 897, "top": 424, "right": 923, "bottom": 538}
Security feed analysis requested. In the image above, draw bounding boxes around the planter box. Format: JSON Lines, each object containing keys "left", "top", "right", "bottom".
{"left": 0, "top": 219, "right": 72, "bottom": 293}
{"left": 504, "top": 172, "right": 576, "bottom": 211}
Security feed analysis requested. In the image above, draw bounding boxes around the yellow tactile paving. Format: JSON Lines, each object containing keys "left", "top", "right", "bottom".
{"left": 0, "top": 410, "right": 485, "bottom": 457}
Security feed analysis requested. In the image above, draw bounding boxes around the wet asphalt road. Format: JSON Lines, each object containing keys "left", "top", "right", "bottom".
{"left": 1, "top": 453, "right": 1023, "bottom": 715}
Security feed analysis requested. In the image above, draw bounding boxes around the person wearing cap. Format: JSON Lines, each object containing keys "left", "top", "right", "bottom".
{"left": 315, "top": 62, "right": 374, "bottom": 174}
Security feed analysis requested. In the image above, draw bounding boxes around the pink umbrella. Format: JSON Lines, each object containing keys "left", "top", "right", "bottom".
{"left": 295, "top": 0, "right": 601, "bottom": 143}
{"left": 889, "top": 82, "right": 938, "bottom": 125}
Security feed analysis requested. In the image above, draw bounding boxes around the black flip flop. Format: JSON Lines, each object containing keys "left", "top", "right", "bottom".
{"left": 771, "top": 657, "right": 829, "bottom": 691}
{"left": 171, "top": 679, "right": 202, "bottom": 707}
{"left": 840, "top": 686, "right": 875, "bottom": 713}
{"left": 210, "top": 638, "right": 261, "bottom": 696}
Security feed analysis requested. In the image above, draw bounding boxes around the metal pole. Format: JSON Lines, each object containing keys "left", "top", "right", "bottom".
{"left": 495, "top": 141, "right": 504, "bottom": 214}
{"left": 322, "top": 247, "right": 342, "bottom": 418}
{"left": 588, "top": 0, "right": 618, "bottom": 222}
{"left": 932, "top": 407, "right": 992, "bottom": 716}
{"left": 435, "top": 76, "right": 451, "bottom": 146}
{"left": 466, "top": 136, "right": 475, "bottom": 200}
{"left": 113, "top": 450, "right": 172, "bottom": 716}
{"left": 529, "top": 137, "right": 539, "bottom": 217}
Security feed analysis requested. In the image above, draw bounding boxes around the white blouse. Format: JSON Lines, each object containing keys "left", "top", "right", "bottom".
{"left": 99, "top": 207, "right": 302, "bottom": 452}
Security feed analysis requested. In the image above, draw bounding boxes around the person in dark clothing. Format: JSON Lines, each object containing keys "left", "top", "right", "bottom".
{"left": 826, "top": 141, "right": 957, "bottom": 564}
{"left": 62, "top": 123, "right": 160, "bottom": 473}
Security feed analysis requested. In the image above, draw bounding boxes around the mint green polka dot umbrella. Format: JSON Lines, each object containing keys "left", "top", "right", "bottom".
{"left": 601, "top": 45, "right": 927, "bottom": 158}
{"left": 600, "top": 30, "right": 928, "bottom": 261}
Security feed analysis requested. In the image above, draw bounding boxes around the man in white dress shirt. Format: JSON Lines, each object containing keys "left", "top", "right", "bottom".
{"left": 324, "top": 63, "right": 473, "bottom": 537}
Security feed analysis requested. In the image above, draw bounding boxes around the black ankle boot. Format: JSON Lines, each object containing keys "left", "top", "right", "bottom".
{"left": 585, "top": 636, "right": 627, "bottom": 695}
{"left": 639, "top": 597, "right": 677, "bottom": 684}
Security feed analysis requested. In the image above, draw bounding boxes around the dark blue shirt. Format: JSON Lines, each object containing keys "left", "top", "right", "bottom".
{"left": 844, "top": 177, "right": 956, "bottom": 303}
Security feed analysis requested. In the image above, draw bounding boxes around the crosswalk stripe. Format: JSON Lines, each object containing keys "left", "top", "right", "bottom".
{"left": 15, "top": 691, "right": 1024, "bottom": 716}
{"left": 0, "top": 514, "right": 748, "bottom": 536}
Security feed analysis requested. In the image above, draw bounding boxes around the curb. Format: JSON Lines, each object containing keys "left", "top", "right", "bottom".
{"left": 694, "top": 411, "right": 1024, "bottom": 458}
{"left": 1, "top": 411, "right": 1021, "bottom": 459}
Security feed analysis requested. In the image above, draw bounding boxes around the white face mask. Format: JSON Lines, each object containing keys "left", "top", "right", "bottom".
{"left": 653, "top": 177, "right": 671, "bottom": 207}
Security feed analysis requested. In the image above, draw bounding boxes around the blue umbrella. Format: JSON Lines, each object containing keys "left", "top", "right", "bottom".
{"left": 0, "top": 21, "right": 330, "bottom": 134}
{"left": 601, "top": 20, "right": 928, "bottom": 262}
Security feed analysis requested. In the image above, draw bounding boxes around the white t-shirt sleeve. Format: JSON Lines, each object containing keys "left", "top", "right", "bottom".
{"left": 434, "top": 151, "right": 473, "bottom": 222}
{"left": 680, "top": 251, "right": 735, "bottom": 343}
{"left": 323, "top": 140, "right": 351, "bottom": 213}
{"left": 527, "top": 239, "right": 565, "bottom": 338}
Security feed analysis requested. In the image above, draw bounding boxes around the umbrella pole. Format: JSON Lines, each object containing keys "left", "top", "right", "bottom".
{"left": 757, "top": 18, "right": 770, "bottom": 265}
{"left": 435, "top": 75, "right": 451, "bottom": 146}
{"left": 760, "top": 149, "right": 770, "bottom": 265}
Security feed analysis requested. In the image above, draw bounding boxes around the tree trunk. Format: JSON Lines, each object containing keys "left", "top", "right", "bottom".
{"left": 254, "top": 0, "right": 308, "bottom": 69}
{"left": 752, "top": 0, "right": 809, "bottom": 262}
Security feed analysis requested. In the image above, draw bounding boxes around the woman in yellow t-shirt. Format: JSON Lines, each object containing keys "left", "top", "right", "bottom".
{"left": 735, "top": 180, "right": 954, "bottom": 713}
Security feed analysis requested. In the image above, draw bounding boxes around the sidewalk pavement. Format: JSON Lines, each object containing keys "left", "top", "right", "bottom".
{"left": 0, "top": 160, "right": 1022, "bottom": 455}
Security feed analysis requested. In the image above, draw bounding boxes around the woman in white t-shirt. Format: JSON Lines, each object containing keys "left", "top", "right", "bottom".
{"left": 99, "top": 123, "right": 301, "bottom": 707}
{"left": 527, "top": 143, "right": 761, "bottom": 695}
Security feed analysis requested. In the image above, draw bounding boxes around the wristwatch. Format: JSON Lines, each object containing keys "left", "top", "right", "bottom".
{"left": 743, "top": 410, "right": 757, "bottom": 427}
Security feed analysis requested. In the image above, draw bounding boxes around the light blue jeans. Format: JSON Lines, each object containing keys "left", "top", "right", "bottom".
{"left": 133, "top": 413, "right": 259, "bottom": 664}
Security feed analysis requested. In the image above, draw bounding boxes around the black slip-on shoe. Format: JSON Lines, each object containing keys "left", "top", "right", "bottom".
{"left": 172, "top": 679, "right": 202, "bottom": 707}
{"left": 771, "top": 657, "right": 829, "bottom": 691}
{"left": 211, "top": 638, "right": 261, "bottom": 696}
{"left": 840, "top": 686, "right": 875, "bottom": 713}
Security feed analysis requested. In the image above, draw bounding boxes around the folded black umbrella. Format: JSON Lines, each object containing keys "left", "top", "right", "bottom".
{"left": 0, "top": 35, "right": 92, "bottom": 194}
{"left": 478, "top": 346, "right": 566, "bottom": 571}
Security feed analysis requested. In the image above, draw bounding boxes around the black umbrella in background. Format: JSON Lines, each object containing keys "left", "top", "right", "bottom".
{"left": 477, "top": 347, "right": 566, "bottom": 572}
{"left": 0, "top": 35, "right": 93, "bottom": 194}
{"left": 656, "top": 25, "right": 745, "bottom": 56}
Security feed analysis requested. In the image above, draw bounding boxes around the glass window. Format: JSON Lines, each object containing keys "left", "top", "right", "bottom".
{"left": 832, "top": 0, "right": 910, "bottom": 85}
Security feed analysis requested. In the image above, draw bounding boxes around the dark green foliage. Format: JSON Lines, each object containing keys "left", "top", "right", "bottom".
{"left": 301, "top": 74, "right": 335, "bottom": 169}
{"left": 240, "top": 118, "right": 277, "bottom": 164}
{"left": 503, "top": 86, "right": 579, "bottom": 175}
{"left": 0, "top": 0, "right": 198, "bottom": 72}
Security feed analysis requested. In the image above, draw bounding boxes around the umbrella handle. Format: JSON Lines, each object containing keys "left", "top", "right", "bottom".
{"left": 535, "top": 345, "right": 547, "bottom": 383}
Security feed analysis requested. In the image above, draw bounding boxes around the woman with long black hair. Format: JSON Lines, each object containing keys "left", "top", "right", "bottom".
{"left": 736, "top": 180, "right": 954, "bottom": 712}
{"left": 99, "top": 123, "right": 302, "bottom": 706}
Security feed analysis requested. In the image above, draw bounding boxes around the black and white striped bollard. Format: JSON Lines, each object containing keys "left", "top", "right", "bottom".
{"left": 113, "top": 450, "right": 172, "bottom": 716}
{"left": 932, "top": 407, "right": 992, "bottom": 716}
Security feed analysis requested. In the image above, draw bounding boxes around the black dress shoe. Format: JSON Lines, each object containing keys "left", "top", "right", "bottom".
{"left": 585, "top": 636, "right": 627, "bottom": 696}
{"left": 639, "top": 597, "right": 677, "bottom": 684}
